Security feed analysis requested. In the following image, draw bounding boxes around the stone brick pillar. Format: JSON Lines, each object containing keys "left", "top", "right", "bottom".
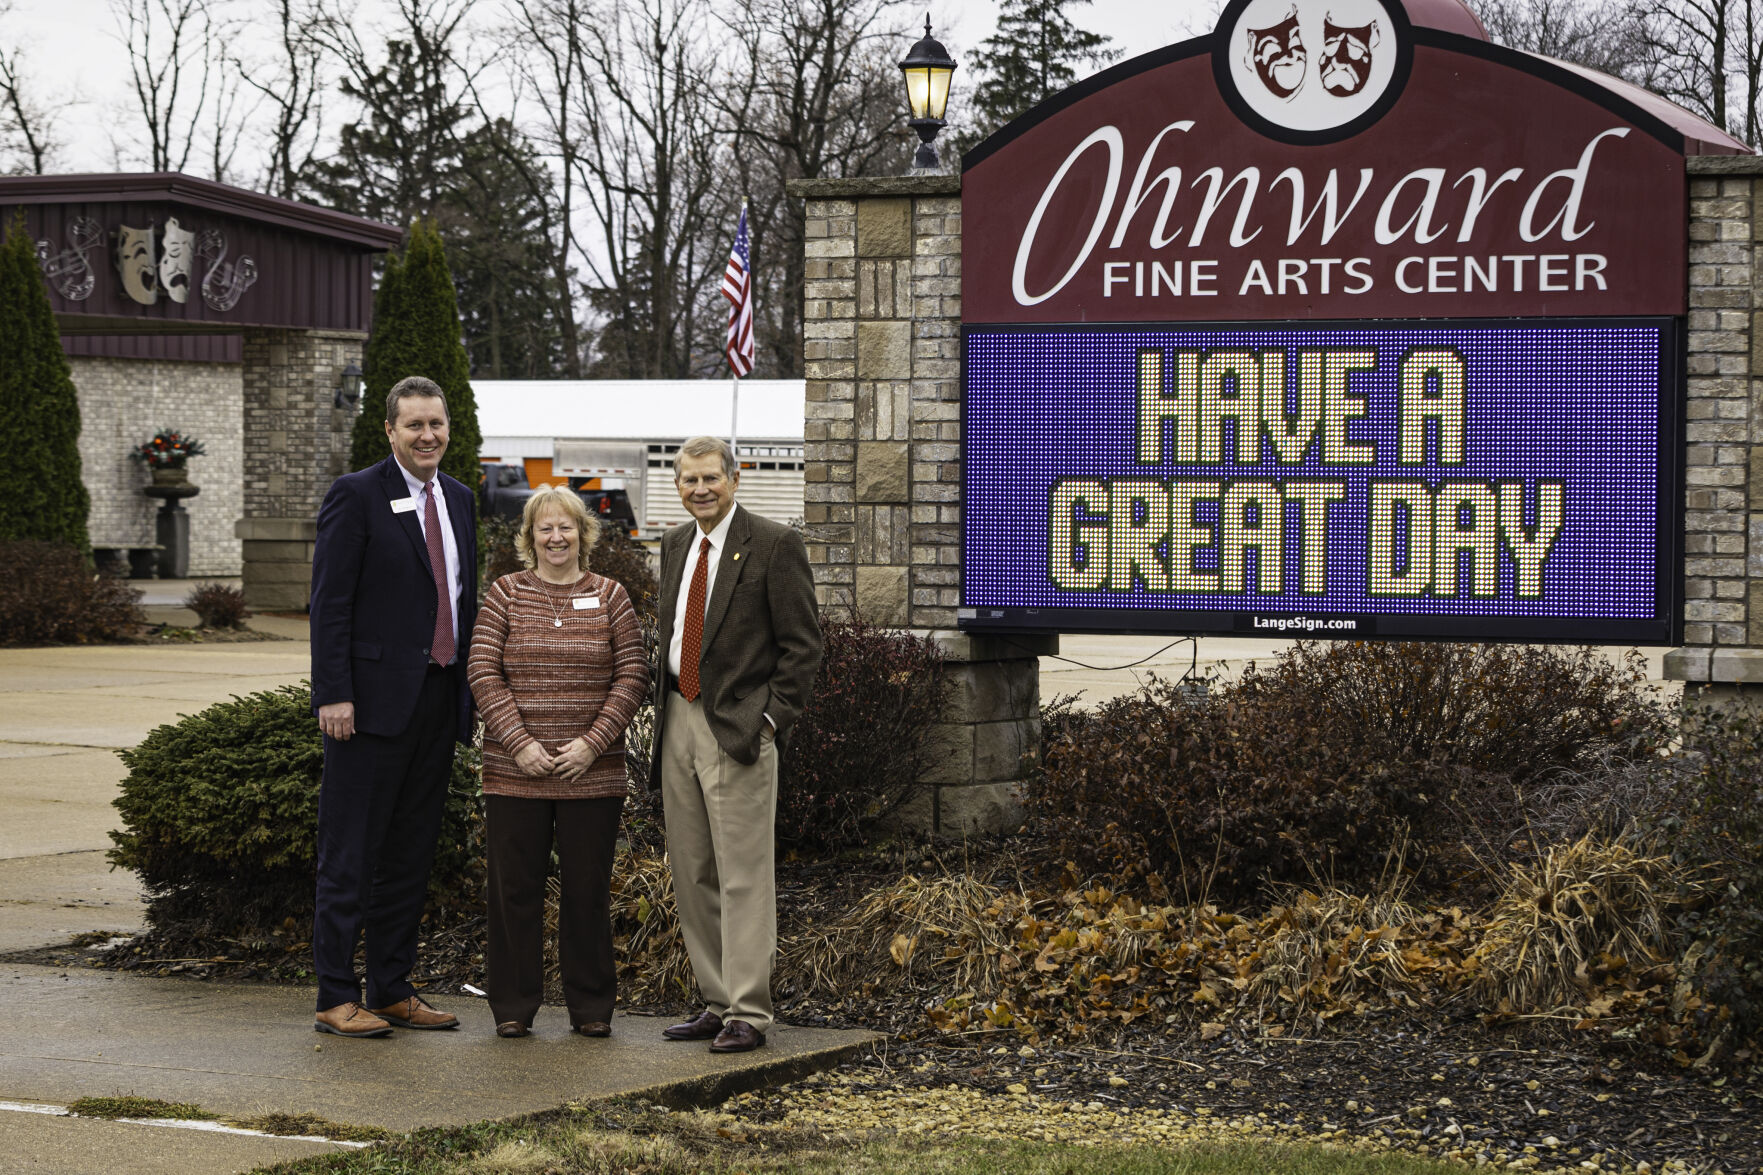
{"left": 789, "top": 175, "right": 1053, "bottom": 835}
{"left": 1665, "top": 157, "right": 1763, "bottom": 705}
{"left": 236, "top": 329, "right": 366, "bottom": 610}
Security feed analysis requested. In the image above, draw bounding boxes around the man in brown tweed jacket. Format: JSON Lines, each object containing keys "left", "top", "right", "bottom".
{"left": 651, "top": 435, "right": 822, "bottom": 1053}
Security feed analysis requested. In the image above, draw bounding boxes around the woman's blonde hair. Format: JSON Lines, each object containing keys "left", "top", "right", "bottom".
{"left": 515, "top": 485, "right": 602, "bottom": 572}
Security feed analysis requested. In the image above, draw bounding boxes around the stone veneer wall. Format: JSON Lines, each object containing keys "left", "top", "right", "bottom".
{"left": 1666, "top": 157, "right": 1763, "bottom": 697}
{"left": 70, "top": 354, "right": 244, "bottom": 576}
{"left": 790, "top": 176, "right": 1052, "bottom": 835}
{"left": 236, "top": 329, "right": 366, "bottom": 610}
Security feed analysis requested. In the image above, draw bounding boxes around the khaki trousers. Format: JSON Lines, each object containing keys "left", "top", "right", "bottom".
{"left": 661, "top": 691, "right": 778, "bottom": 1033}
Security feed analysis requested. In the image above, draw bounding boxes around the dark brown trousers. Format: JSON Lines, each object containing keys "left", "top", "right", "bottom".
{"left": 484, "top": 794, "right": 623, "bottom": 1029}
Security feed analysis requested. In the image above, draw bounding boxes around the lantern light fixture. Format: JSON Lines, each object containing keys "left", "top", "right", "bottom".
{"left": 900, "top": 14, "right": 957, "bottom": 171}
{"left": 334, "top": 362, "right": 364, "bottom": 409}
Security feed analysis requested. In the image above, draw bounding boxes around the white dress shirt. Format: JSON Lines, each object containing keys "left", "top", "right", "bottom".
{"left": 398, "top": 460, "right": 462, "bottom": 654}
{"left": 668, "top": 501, "right": 738, "bottom": 680}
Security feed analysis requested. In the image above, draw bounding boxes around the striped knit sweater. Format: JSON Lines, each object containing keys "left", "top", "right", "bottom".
{"left": 467, "top": 569, "right": 649, "bottom": 800}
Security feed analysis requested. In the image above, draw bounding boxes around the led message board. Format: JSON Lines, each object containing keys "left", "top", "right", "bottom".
{"left": 960, "top": 319, "right": 1678, "bottom": 643}
{"left": 957, "top": 0, "right": 1716, "bottom": 641}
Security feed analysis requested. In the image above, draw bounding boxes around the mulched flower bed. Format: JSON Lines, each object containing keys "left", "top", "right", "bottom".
{"left": 14, "top": 838, "right": 1757, "bottom": 1174}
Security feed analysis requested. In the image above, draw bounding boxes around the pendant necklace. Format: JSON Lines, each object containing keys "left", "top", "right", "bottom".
{"left": 539, "top": 575, "right": 569, "bottom": 627}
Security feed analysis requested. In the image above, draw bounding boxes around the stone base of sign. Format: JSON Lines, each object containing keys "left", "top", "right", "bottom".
{"left": 235, "top": 517, "right": 318, "bottom": 611}
{"left": 883, "top": 631, "right": 1055, "bottom": 837}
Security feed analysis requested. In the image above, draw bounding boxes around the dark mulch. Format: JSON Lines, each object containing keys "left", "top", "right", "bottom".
{"left": 134, "top": 623, "right": 291, "bottom": 643}
{"left": 12, "top": 839, "right": 1758, "bottom": 1174}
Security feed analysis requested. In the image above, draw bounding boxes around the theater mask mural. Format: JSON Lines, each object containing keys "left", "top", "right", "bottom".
{"left": 158, "top": 217, "right": 195, "bottom": 304}
{"left": 115, "top": 223, "right": 159, "bottom": 305}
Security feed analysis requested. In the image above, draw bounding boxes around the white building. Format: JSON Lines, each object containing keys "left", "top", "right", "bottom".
{"left": 474, "top": 380, "right": 807, "bottom": 537}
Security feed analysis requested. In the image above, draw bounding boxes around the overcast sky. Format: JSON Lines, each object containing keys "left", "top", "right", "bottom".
{"left": 7, "top": 0, "right": 1203, "bottom": 174}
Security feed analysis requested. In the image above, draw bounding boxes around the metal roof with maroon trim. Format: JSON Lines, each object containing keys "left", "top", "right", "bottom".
{"left": 0, "top": 172, "right": 402, "bottom": 340}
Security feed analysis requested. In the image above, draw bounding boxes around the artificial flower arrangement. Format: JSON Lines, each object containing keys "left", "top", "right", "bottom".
{"left": 132, "top": 428, "right": 208, "bottom": 469}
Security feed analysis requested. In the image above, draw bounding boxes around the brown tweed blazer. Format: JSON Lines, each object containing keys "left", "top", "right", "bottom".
{"left": 649, "top": 503, "right": 822, "bottom": 772}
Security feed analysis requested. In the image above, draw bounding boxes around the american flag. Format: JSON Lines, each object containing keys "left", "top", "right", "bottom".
{"left": 720, "top": 206, "right": 755, "bottom": 377}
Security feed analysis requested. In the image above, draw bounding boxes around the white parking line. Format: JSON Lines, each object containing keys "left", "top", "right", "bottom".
{"left": 0, "top": 1100, "right": 372, "bottom": 1147}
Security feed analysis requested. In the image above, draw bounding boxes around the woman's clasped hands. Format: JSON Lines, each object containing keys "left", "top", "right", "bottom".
{"left": 512, "top": 738, "right": 596, "bottom": 780}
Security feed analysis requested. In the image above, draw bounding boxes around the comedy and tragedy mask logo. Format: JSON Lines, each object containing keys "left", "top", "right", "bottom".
{"left": 1245, "top": 9, "right": 1308, "bottom": 99}
{"left": 1244, "top": 6, "right": 1380, "bottom": 102}
{"left": 1218, "top": 0, "right": 1404, "bottom": 137}
{"left": 115, "top": 224, "right": 160, "bottom": 305}
{"left": 1320, "top": 17, "right": 1381, "bottom": 96}
{"left": 158, "top": 217, "right": 195, "bottom": 304}
{"left": 100, "top": 220, "right": 257, "bottom": 311}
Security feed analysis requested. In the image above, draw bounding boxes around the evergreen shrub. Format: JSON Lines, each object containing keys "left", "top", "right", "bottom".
{"left": 0, "top": 541, "right": 141, "bottom": 645}
{"left": 777, "top": 618, "right": 948, "bottom": 852}
{"left": 0, "top": 215, "right": 90, "bottom": 549}
{"left": 351, "top": 220, "right": 482, "bottom": 487}
{"left": 1030, "top": 642, "right": 1671, "bottom": 903}
{"left": 109, "top": 684, "right": 483, "bottom": 940}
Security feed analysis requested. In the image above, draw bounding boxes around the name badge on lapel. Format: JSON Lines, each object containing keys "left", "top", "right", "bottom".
{"left": 390, "top": 497, "right": 418, "bottom": 514}
{"left": 573, "top": 596, "right": 600, "bottom": 610}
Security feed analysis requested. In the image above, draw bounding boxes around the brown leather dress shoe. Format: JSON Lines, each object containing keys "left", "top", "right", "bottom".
{"left": 574, "top": 1021, "right": 612, "bottom": 1037}
{"left": 370, "top": 995, "right": 459, "bottom": 1030}
{"left": 709, "top": 1019, "right": 765, "bottom": 1053}
{"left": 496, "top": 1021, "right": 529, "bottom": 1038}
{"left": 315, "top": 1002, "right": 392, "bottom": 1038}
{"left": 661, "top": 1010, "right": 723, "bottom": 1041}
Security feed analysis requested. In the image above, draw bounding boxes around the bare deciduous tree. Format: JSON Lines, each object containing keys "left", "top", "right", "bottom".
{"left": 714, "top": 0, "right": 912, "bottom": 376}
{"left": 111, "top": 0, "right": 221, "bottom": 172}
{"left": 237, "top": 0, "right": 326, "bottom": 198}
{"left": 1476, "top": 0, "right": 1648, "bottom": 76}
{"left": 0, "top": 1, "right": 60, "bottom": 175}
{"left": 568, "top": 0, "right": 725, "bottom": 378}
{"left": 304, "top": 0, "right": 487, "bottom": 222}
{"left": 474, "top": 0, "right": 594, "bottom": 375}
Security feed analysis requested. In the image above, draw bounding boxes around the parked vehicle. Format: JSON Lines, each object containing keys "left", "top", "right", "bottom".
{"left": 480, "top": 462, "right": 640, "bottom": 539}
{"left": 574, "top": 480, "right": 640, "bottom": 539}
{"left": 480, "top": 463, "right": 536, "bottom": 521}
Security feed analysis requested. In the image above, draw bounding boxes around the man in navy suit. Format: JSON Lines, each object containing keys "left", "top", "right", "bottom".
{"left": 308, "top": 375, "right": 477, "bottom": 1037}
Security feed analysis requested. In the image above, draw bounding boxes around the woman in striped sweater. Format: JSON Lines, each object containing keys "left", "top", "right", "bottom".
{"left": 468, "top": 485, "right": 649, "bottom": 1039}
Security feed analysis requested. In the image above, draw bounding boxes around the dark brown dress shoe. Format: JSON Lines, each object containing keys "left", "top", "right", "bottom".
{"left": 496, "top": 1020, "right": 530, "bottom": 1038}
{"left": 574, "top": 1021, "right": 612, "bottom": 1037}
{"left": 370, "top": 995, "right": 458, "bottom": 1030}
{"left": 709, "top": 1019, "right": 765, "bottom": 1053}
{"left": 662, "top": 1010, "right": 723, "bottom": 1041}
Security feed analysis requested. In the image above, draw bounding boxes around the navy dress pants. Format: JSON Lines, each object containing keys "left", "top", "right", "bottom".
{"left": 312, "top": 666, "right": 457, "bottom": 1011}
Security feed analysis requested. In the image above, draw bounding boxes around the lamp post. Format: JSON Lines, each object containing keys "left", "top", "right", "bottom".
{"left": 334, "top": 362, "right": 364, "bottom": 409}
{"left": 900, "top": 14, "right": 956, "bottom": 171}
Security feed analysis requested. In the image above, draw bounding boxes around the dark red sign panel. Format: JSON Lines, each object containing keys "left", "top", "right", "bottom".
{"left": 964, "top": 32, "right": 1689, "bottom": 323}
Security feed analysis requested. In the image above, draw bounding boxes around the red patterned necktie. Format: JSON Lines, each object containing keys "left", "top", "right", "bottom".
{"left": 424, "top": 483, "right": 455, "bottom": 666}
{"left": 677, "top": 536, "right": 711, "bottom": 701}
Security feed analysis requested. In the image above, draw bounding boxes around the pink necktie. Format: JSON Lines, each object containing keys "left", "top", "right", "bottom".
{"left": 677, "top": 537, "right": 711, "bottom": 701}
{"left": 424, "top": 483, "right": 455, "bottom": 665}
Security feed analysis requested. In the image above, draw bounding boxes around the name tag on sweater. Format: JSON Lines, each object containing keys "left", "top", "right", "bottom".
{"left": 573, "top": 596, "right": 600, "bottom": 610}
{"left": 389, "top": 497, "right": 417, "bottom": 513}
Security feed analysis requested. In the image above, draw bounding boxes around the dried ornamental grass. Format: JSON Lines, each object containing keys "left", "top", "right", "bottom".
{"left": 787, "top": 871, "right": 1034, "bottom": 997}
{"left": 1470, "top": 834, "right": 1704, "bottom": 1014}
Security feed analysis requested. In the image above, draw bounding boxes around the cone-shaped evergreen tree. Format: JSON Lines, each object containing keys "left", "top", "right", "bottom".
{"left": 350, "top": 219, "right": 482, "bottom": 488}
{"left": 0, "top": 213, "right": 90, "bottom": 550}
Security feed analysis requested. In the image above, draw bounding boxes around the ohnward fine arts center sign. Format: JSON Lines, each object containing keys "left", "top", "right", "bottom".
{"left": 957, "top": 0, "right": 1731, "bottom": 645}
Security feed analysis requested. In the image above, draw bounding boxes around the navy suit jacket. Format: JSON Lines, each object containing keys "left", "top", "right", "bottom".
{"left": 309, "top": 455, "right": 478, "bottom": 743}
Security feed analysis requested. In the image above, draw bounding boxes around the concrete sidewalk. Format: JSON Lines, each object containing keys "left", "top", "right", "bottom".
{"left": 0, "top": 626, "right": 875, "bottom": 1173}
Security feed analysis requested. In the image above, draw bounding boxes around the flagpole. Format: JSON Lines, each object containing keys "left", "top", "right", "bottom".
{"left": 730, "top": 373, "right": 740, "bottom": 455}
